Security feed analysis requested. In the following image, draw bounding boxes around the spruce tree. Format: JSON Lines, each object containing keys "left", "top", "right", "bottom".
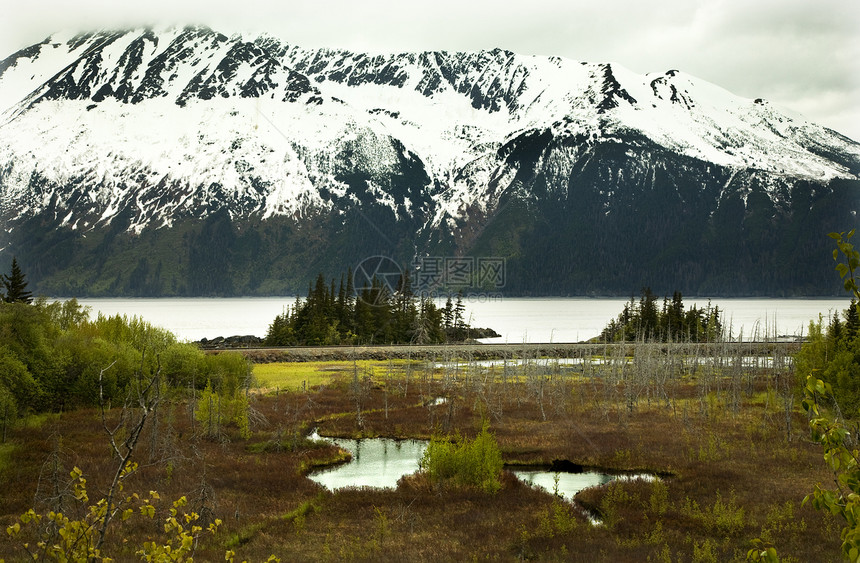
{"left": 845, "top": 299, "right": 859, "bottom": 342}
{"left": 830, "top": 312, "right": 844, "bottom": 344}
{"left": 638, "top": 287, "right": 659, "bottom": 339}
{"left": 3, "top": 258, "right": 33, "bottom": 304}
{"left": 453, "top": 291, "right": 467, "bottom": 340}
{"left": 443, "top": 296, "right": 454, "bottom": 330}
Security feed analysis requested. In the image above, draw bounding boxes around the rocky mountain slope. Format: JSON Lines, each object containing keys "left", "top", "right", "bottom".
{"left": 1, "top": 26, "right": 857, "bottom": 296}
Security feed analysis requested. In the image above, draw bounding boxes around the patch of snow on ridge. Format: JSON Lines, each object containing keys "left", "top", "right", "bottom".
{"left": 1, "top": 26, "right": 859, "bottom": 235}
{"left": 0, "top": 96, "right": 335, "bottom": 227}
{"left": 604, "top": 69, "right": 855, "bottom": 181}
{"left": 0, "top": 31, "right": 93, "bottom": 115}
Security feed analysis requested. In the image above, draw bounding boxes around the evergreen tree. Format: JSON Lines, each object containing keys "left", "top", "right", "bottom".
{"left": 598, "top": 289, "right": 721, "bottom": 343}
{"left": 830, "top": 312, "right": 844, "bottom": 344}
{"left": 263, "top": 269, "right": 482, "bottom": 346}
{"left": 370, "top": 277, "right": 394, "bottom": 342}
{"left": 422, "top": 298, "right": 445, "bottom": 344}
{"left": 413, "top": 298, "right": 443, "bottom": 344}
{"left": 393, "top": 271, "right": 416, "bottom": 342}
{"left": 685, "top": 305, "right": 705, "bottom": 342}
{"left": 442, "top": 296, "right": 454, "bottom": 330}
{"left": 452, "top": 290, "right": 469, "bottom": 341}
{"left": 454, "top": 291, "right": 466, "bottom": 328}
{"left": 703, "top": 302, "right": 722, "bottom": 342}
{"left": 667, "top": 291, "right": 685, "bottom": 340}
{"left": 354, "top": 289, "right": 375, "bottom": 342}
{"left": 345, "top": 267, "right": 355, "bottom": 306}
{"left": 845, "top": 299, "right": 859, "bottom": 342}
{"left": 336, "top": 275, "right": 348, "bottom": 332}
{"left": 3, "top": 258, "right": 33, "bottom": 304}
{"left": 638, "top": 287, "right": 659, "bottom": 339}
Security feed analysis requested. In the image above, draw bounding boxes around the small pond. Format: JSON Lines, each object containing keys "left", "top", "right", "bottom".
{"left": 308, "top": 435, "right": 654, "bottom": 502}
{"left": 510, "top": 468, "right": 655, "bottom": 502}
{"left": 308, "top": 436, "right": 428, "bottom": 490}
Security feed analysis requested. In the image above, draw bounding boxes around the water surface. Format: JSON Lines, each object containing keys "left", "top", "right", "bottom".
{"left": 308, "top": 437, "right": 427, "bottom": 490}
{"left": 73, "top": 297, "right": 849, "bottom": 343}
{"left": 511, "top": 469, "right": 655, "bottom": 502}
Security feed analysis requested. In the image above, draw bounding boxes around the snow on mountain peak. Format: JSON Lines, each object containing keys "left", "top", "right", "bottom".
{"left": 0, "top": 26, "right": 858, "bottom": 235}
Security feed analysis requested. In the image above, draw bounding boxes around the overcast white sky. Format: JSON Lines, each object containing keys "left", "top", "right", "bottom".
{"left": 1, "top": 0, "right": 858, "bottom": 140}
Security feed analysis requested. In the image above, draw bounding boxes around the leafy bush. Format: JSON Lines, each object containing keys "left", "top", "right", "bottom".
{"left": 6, "top": 465, "right": 231, "bottom": 562}
{"left": 419, "top": 422, "right": 503, "bottom": 493}
{"left": 795, "top": 309, "right": 860, "bottom": 417}
{"left": 683, "top": 490, "right": 745, "bottom": 537}
{"left": 195, "top": 377, "right": 253, "bottom": 440}
{"left": 0, "top": 299, "right": 252, "bottom": 418}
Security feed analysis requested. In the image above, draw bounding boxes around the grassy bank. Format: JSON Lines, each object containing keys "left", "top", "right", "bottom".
{"left": 253, "top": 359, "right": 421, "bottom": 391}
{"left": 0, "top": 346, "right": 839, "bottom": 561}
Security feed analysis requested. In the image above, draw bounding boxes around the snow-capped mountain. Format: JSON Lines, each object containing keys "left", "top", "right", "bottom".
{"left": 1, "top": 26, "right": 858, "bottom": 296}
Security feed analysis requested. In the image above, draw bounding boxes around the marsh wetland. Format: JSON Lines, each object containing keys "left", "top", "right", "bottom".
{"left": 0, "top": 339, "right": 842, "bottom": 561}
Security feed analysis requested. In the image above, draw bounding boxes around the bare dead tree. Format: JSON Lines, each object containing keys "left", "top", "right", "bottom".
{"left": 190, "top": 462, "right": 217, "bottom": 530}
{"left": 95, "top": 354, "right": 162, "bottom": 552}
{"left": 0, "top": 391, "right": 14, "bottom": 444}
{"left": 33, "top": 432, "right": 77, "bottom": 526}
{"left": 403, "top": 350, "right": 412, "bottom": 398}
{"left": 777, "top": 349, "right": 796, "bottom": 442}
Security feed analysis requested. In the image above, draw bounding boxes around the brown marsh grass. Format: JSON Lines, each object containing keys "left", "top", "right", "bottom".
{"left": 0, "top": 344, "right": 842, "bottom": 561}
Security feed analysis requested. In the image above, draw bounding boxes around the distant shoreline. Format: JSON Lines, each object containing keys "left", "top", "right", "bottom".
{"left": 206, "top": 341, "right": 803, "bottom": 363}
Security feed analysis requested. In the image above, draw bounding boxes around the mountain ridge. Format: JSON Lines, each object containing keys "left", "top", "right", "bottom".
{"left": 0, "top": 26, "right": 857, "bottom": 297}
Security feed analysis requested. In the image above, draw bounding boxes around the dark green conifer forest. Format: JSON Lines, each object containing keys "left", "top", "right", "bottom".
{"left": 264, "top": 271, "right": 474, "bottom": 346}
{"left": 598, "top": 288, "right": 722, "bottom": 342}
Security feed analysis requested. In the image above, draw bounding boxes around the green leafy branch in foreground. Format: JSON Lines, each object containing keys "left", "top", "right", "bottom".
{"left": 831, "top": 229, "right": 860, "bottom": 296}
{"left": 749, "top": 230, "right": 860, "bottom": 563}
{"left": 802, "top": 230, "right": 860, "bottom": 562}
{"left": 4, "top": 464, "right": 171, "bottom": 562}
{"left": 137, "top": 495, "right": 223, "bottom": 562}
{"left": 5, "top": 465, "right": 281, "bottom": 562}
{"left": 801, "top": 375, "right": 860, "bottom": 562}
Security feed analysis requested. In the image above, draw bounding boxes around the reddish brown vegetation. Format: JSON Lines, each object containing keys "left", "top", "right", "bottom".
{"left": 0, "top": 358, "right": 842, "bottom": 561}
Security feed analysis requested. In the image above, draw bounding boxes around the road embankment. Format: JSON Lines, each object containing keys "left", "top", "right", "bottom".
{"left": 204, "top": 341, "right": 802, "bottom": 363}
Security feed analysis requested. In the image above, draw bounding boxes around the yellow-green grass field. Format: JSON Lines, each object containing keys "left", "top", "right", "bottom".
{"left": 253, "top": 359, "right": 422, "bottom": 391}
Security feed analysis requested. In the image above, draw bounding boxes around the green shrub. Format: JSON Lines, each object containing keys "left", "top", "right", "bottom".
{"left": 682, "top": 490, "right": 745, "bottom": 537}
{"left": 195, "top": 379, "right": 252, "bottom": 440}
{"left": 419, "top": 421, "right": 503, "bottom": 493}
{"left": 0, "top": 299, "right": 235, "bottom": 413}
